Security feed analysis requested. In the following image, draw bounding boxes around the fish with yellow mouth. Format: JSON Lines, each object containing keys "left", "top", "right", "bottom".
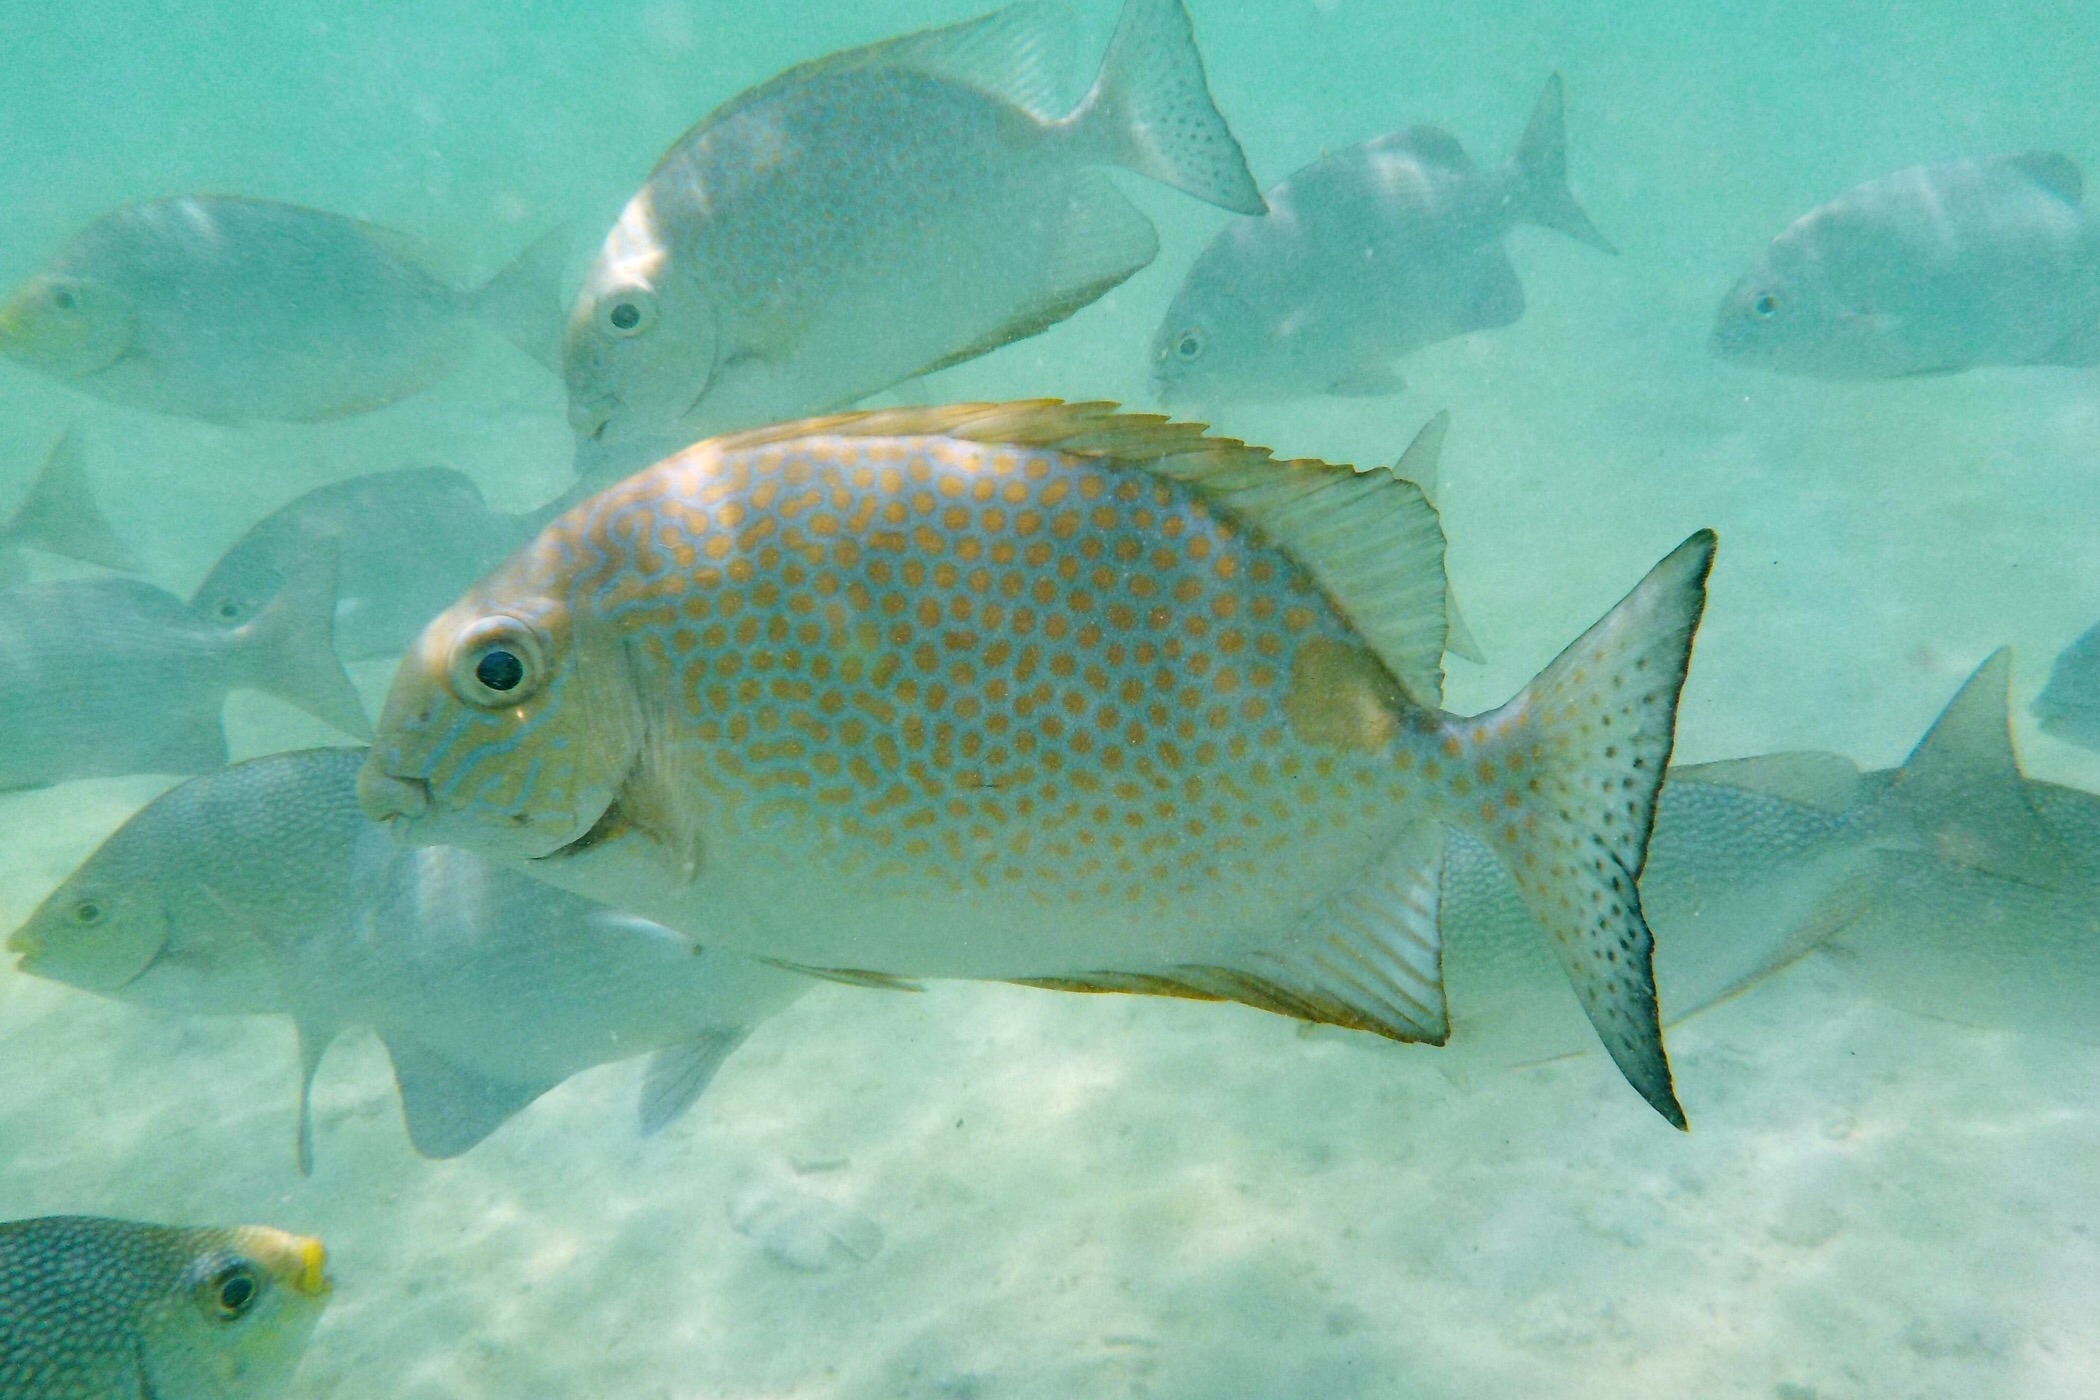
{"left": 359, "top": 402, "right": 1715, "bottom": 1126}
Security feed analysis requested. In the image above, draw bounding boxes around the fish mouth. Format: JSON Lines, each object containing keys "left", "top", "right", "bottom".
{"left": 569, "top": 396, "right": 618, "bottom": 443}
{"left": 4, "top": 926, "right": 41, "bottom": 966}
{"left": 357, "top": 766, "right": 431, "bottom": 829}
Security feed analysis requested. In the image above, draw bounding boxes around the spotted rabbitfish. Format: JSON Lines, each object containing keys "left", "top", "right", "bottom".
{"left": 0, "top": 1215, "right": 329, "bottom": 1400}
{"left": 361, "top": 403, "right": 1716, "bottom": 1125}
{"left": 566, "top": 0, "right": 1264, "bottom": 458}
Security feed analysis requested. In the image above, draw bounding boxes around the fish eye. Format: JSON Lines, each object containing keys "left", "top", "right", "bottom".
{"left": 210, "top": 1263, "right": 260, "bottom": 1321}
{"left": 215, "top": 599, "right": 242, "bottom": 621}
{"left": 448, "top": 615, "right": 548, "bottom": 708}
{"left": 598, "top": 289, "right": 657, "bottom": 338}
{"left": 72, "top": 900, "right": 104, "bottom": 927}
{"left": 1752, "top": 292, "right": 1780, "bottom": 319}
{"left": 51, "top": 288, "right": 76, "bottom": 312}
{"left": 1173, "top": 330, "right": 1204, "bottom": 361}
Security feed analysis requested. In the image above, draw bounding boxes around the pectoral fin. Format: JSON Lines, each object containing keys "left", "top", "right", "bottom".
{"left": 638, "top": 1028, "right": 752, "bottom": 1136}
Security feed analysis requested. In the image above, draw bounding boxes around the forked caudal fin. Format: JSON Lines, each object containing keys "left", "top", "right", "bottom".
{"left": 1, "top": 429, "right": 137, "bottom": 571}
{"left": 1062, "top": 0, "right": 1267, "bottom": 214}
{"left": 1507, "top": 73, "right": 1617, "bottom": 255}
{"left": 1464, "top": 530, "right": 1715, "bottom": 1127}
{"left": 223, "top": 551, "right": 372, "bottom": 741}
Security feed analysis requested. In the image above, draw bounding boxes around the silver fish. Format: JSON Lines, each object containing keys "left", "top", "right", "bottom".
{"left": 191, "top": 468, "right": 557, "bottom": 660}
{"left": 0, "top": 563, "right": 367, "bottom": 790}
{"left": 7, "top": 748, "right": 810, "bottom": 1170}
{"left": 566, "top": 0, "right": 1264, "bottom": 457}
{"left": 1151, "top": 74, "right": 1615, "bottom": 405}
{"left": 0, "top": 196, "right": 562, "bottom": 423}
{"left": 0, "top": 430, "right": 136, "bottom": 583}
{"left": 0, "top": 1215, "right": 329, "bottom": 1400}
{"left": 2031, "top": 617, "right": 2100, "bottom": 752}
{"left": 1711, "top": 153, "right": 2100, "bottom": 378}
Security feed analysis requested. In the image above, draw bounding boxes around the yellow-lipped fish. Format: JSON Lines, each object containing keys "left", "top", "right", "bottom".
{"left": 361, "top": 402, "right": 1714, "bottom": 1125}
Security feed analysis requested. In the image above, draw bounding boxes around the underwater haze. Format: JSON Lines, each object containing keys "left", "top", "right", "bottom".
{"left": 1, "top": 0, "right": 2097, "bottom": 1397}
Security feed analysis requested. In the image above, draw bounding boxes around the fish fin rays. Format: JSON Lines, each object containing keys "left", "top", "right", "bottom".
{"left": 1016, "top": 824, "right": 1450, "bottom": 1044}
{"left": 759, "top": 960, "right": 925, "bottom": 992}
{"left": 1062, "top": 0, "right": 1265, "bottom": 213}
{"left": 862, "top": 1, "right": 1075, "bottom": 119}
{"left": 638, "top": 1028, "right": 751, "bottom": 1136}
{"left": 1468, "top": 531, "right": 1716, "bottom": 1128}
{"left": 1876, "top": 648, "right": 2074, "bottom": 886}
{"left": 708, "top": 400, "right": 1452, "bottom": 706}
{"left": 2000, "top": 150, "right": 2084, "bottom": 205}
{"left": 2, "top": 429, "right": 138, "bottom": 572}
{"left": 1507, "top": 72, "right": 1617, "bottom": 255}
{"left": 1391, "top": 410, "right": 1487, "bottom": 665}
{"left": 384, "top": 1036, "right": 557, "bottom": 1159}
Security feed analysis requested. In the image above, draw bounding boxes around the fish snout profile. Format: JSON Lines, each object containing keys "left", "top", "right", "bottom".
{"left": 4, "top": 924, "right": 42, "bottom": 966}
{"left": 357, "top": 765, "right": 431, "bottom": 830}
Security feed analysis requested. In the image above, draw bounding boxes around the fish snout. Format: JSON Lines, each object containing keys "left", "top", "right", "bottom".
{"left": 5, "top": 924, "right": 41, "bottom": 965}
{"left": 357, "top": 765, "right": 431, "bottom": 829}
{"left": 568, "top": 395, "right": 618, "bottom": 443}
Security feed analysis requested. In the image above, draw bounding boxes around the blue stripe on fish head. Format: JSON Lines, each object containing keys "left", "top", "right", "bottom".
{"left": 364, "top": 531, "right": 645, "bottom": 860}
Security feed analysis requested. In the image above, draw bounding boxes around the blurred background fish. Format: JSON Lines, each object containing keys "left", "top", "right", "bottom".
{"left": 0, "top": 562, "right": 367, "bottom": 789}
{"left": 0, "top": 196, "right": 564, "bottom": 423}
{"left": 0, "top": 430, "right": 136, "bottom": 582}
{"left": 0, "top": 1214, "right": 329, "bottom": 1400}
{"left": 1710, "top": 154, "right": 2100, "bottom": 377}
{"left": 1150, "top": 74, "right": 1615, "bottom": 406}
{"left": 565, "top": 0, "right": 1263, "bottom": 467}
{"left": 2031, "top": 616, "right": 2100, "bottom": 751}
{"left": 8, "top": 748, "right": 811, "bottom": 1171}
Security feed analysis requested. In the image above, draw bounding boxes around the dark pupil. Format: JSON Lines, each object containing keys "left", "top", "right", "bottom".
{"left": 1754, "top": 294, "right": 1778, "bottom": 317}
{"left": 475, "top": 649, "right": 524, "bottom": 692}
{"left": 609, "top": 302, "right": 641, "bottom": 331}
{"left": 217, "top": 601, "right": 241, "bottom": 620}
{"left": 1177, "top": 334, "right": 1200, "bottom": 358}
{"left": 218, "top": 1270, "right": 256, "bottom": 1316}
{"left": 53, "top": 289, "right": 76, "bottom": 311}
{"left": 75, "top": 902, "right": 101, "bottom": 924}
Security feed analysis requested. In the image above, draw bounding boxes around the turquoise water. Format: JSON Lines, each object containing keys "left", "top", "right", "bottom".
{"left": 1, "top": 1, "right": 2096, "bottom": 1395}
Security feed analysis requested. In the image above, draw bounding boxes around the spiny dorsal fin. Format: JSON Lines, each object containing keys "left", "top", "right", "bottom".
{"left": 1671, "top": 750, "right": 1866, "bottom": 814}
{"left": 2001, "top": 151, "right": 2083, "bottom": 205}
{"left": 704, "top": 400, "right": 1451, "bottom": 707}
{"left": 711, "top": 3, "right": 1073, "bottom": 129}
{"left": 1878, "top": 649, "right": 2074, "bottom": 885}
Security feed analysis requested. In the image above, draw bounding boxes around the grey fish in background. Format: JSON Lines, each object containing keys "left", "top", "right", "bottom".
{"left": 7, "top": 748, "right": 811, "bottom": 1171}
{"left": 1443, "top": 649, "right": 2100, "bottom": 1080}
{"left": 1711, "top": 154, "right": 2100, "bottom": 378}
{"left": 566, "top": 0, "right": 1264, "bottom": 458}
{"left": 0, "top": 562, "right": 367, "bottom": 790}
{"left": 191, "top": 467, "right": 557, "bottom": 660}
{"left": 0, "top": 430, "right": 137, "bottom": 582}
{"left": 0, "top": 196, "right": 565, "bottom": 423}
{"left": 1151, "top": 74, "right": 1615, "bottom": 405}
{"left": 0, "top": 1215, "right": 329, "bottom": 1400}
{"left": 2030, "top": 616, "right": 2100, "bottom": 751}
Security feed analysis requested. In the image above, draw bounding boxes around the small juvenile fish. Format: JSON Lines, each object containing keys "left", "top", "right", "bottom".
{"left": 0, "top": 430, "right": 136, "bottom": 583}
{"left": 192, "top": 467, "right": 556, "bottom": 660}
{"left": 9, "top": 748, "right": 810, "bottom": 1169}
{"left": 2031, "top": 617, "right": 2100, "bottom": 751}
{"left": 0, "top": 196, "right": 562, "bottom": 423}
{"left": 0, "top": 563, "right": 368, "bottom": 789}
{"left": 1151, "top": 74, "right": 1615, "bottom": 405}
{"left": 566, "top": 0, "right": 1264, "bottom": 455}
{"left": 0, "top": 1215, "right": 329, "bottom": 1399}
{"left": 361, "top": 401, "right": 1716, "bottom": 1126}
{"left": 1711, "top": 153, "right": 2100, "bottom": 378}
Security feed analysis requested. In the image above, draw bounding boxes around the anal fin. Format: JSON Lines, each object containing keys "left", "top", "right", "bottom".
{"left": 384, "top": 1037, "right": 558, "bottom": 1159}
{"left": 1015, "top": 824, "right": 1449, "bottom": 1043}
{"left": 639, "top": 1028, "right": 752, "bottom": 1137}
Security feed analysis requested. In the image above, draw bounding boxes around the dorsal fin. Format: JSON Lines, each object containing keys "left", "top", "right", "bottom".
{"left": 1878, "top": 649, "right": 2074, "bottom": 886}
{"left": 2000, "top": 151, "right": 2083, "bottom": 205}
{"left": 704, "top": 400, "right": 1451, "bottom": 707}
{"left": 713, "top": 3, "right": 1073, "bottom": 128}
{"left": 1378, "top": 125, "right": 1476, "bottom": 173}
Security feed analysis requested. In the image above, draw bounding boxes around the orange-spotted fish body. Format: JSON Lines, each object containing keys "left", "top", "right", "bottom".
{"left": 366, "top": 402, "right": 1715, "bottom": 1125}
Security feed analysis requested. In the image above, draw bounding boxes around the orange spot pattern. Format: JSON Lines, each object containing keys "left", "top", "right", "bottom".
{"left": 559, "top": 436, "right": 1445, "bottom": 904}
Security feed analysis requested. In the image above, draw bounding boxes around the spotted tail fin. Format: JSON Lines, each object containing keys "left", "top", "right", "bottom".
{"left": 1466, "top": 531, "right": 1715, "bottom": 1127}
